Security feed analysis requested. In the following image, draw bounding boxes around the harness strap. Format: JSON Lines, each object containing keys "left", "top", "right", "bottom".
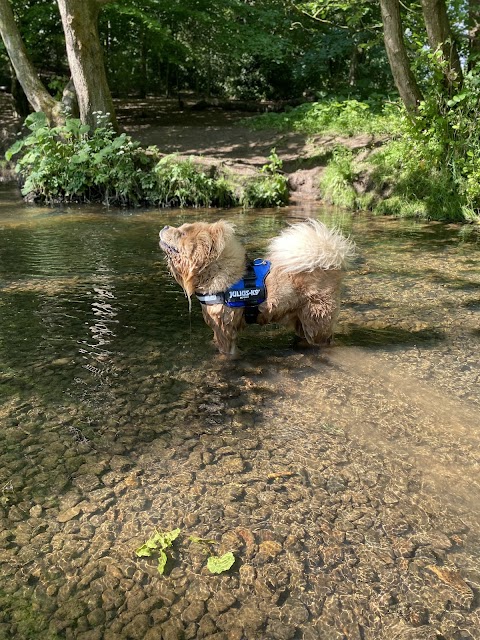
{"left": 243, "top": 260, "right": 260, "bottom": 324}
{"left": 195, "top": 258, "right": 269, "bottom": 325}
{"left": 196, "top": 292, "right": 224, "bottom": 305}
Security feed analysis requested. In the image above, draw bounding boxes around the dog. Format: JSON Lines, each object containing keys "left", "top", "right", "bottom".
{"left": 159, "top": 219, "right": 355, "bottom": 355}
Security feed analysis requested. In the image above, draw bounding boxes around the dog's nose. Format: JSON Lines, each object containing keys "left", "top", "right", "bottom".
{"left": 163, "top": 225, "right": 169, "bottom": 230}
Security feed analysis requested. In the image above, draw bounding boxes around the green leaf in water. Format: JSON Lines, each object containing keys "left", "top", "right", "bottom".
{"left": 135, "top": 543, "right": 155, "bottom": 557}
{"left": 135, "top": 528, "right": 181, "bottom": 558}
{"left": 207, "top": 552, "right": 235, "bottom": 574}
{"left": 157, "top": 550, "right": 168, "bottom": 575}
{"left": 159, "top": 528, "right": 181, "bottom": 549}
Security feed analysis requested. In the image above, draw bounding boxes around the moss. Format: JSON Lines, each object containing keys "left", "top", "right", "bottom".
{"left": 0, "top": 590, "right": 60, "bottom": 640}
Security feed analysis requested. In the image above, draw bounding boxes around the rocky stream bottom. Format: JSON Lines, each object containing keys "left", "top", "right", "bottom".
{"left": 1, "top": 338, "right": 479, "bottom": 640}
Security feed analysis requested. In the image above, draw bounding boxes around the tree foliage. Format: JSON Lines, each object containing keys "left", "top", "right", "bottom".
{"left": 0, "top": 0, "right": 397, "bottom": 101}
{"left": 2, "top": 0, "right": 480, "bottom": 219}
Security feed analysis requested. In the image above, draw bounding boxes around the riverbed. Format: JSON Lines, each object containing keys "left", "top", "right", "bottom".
{"left": 0, "top": 184, "right": 479, "bottom": 639}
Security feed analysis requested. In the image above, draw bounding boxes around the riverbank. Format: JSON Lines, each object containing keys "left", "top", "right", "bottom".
{"left": 3, "top": 94, "right": 479, "bottom": 221}
{"left": 116, "top": 97, "right": 386, "bottom": 203}
{"left": 0, "top": 94, "right": 385, "bottom": 203}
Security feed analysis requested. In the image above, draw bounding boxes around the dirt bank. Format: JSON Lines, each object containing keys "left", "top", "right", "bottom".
{"left": 117, "top": 97, "right": 383, "bottom": 202}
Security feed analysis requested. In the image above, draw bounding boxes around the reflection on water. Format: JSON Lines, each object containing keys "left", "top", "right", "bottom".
{"left": 0, "top": 183, "right": 479, "bottom": 640}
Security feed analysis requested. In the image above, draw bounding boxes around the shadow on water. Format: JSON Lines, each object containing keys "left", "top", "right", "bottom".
{"left": 340, "top": 324, "right": 445, "bottom": 347}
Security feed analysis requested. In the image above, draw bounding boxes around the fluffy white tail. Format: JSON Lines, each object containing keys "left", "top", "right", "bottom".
{"left": 267, "top": 219, "right": 355, "bottom": 273}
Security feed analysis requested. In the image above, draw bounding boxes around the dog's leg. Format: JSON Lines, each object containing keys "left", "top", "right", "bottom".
{"left": 293, "top": 317, "right": 306, "bottom": 339}
{"left": 296, "top": 306, "right": 338, "bottom": 347}
{"left": 201, "top": 306, "right": 243, "bottom": 355}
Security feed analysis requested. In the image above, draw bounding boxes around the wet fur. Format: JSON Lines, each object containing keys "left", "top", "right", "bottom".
{"left": 159, "top": 219, "right": 355, "bottom": 355}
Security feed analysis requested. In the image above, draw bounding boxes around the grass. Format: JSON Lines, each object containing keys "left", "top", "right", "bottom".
{"left": 359, "top": 140, "right": 467, "bottom": 222}
{"left": 319, "top": 140, "right": 468, "bottom": 221}
{"left": 244, "top": 99, "right": 400, "bottom": 136}
{"left": 319, "top": 146, "right": 359, "bottom": 210}
{"left": 244, "top": 97, "right": 479, "bottom": 221}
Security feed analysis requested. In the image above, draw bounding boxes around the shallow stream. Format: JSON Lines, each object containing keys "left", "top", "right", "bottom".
{"left": 0, "top": 184, "right": 479, "bottom": 639}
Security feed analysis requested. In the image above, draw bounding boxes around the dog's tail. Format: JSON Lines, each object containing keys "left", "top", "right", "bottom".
{"left": 267, "top": 219, "right": 355, "bottom": 274}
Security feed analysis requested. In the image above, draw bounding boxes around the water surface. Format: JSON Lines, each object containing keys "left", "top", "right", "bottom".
{"left": 1, "top": 184, "right": 479, "bottom": 639}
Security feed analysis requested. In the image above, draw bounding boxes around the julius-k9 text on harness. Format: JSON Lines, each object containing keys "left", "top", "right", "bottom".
{"left": 196, "top": 259, "right": 270, "bottom": 324}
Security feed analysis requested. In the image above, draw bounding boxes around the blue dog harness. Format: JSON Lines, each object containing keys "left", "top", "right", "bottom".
{"left": 196, "top": 259, "right": 270, "bottom": 324}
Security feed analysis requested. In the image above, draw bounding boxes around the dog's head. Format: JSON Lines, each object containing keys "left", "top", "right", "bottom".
{"left": 159, "top": 221, "right": 235, "bottom": 297}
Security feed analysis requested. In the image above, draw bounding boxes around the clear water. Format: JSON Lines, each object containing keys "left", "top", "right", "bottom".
{"left": 1, "top": 184, "right": 479, "bottom": 639}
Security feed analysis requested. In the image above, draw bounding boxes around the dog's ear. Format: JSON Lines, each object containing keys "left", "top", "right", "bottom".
{"left": 183, "top": 221, "right": 235, "bottom": 297}
{"left": 190, "top": 220, "right": 234, "bottom": 270}
{"left": 206, "top": 220, "right": 235, "bottom": 262}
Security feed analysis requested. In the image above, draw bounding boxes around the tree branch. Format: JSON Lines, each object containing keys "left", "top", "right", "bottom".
{"left": 290, "top": 2, "right": 382, "bottom": 33}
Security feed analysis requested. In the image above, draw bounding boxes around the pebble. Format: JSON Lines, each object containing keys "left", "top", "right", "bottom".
{"left": 122, "top": 614, "right": 150, "bottom": 639}
{"left": 77, "top": 630, "right": 104, "bottom": 640}
{"left": 87, "top": 608, "right": 106, "bottom": 627}
{"left": 208, "top": 591, "right": 237, "bottom": 616}
{"left": 161, "top": 618, "right": 185, "bottom": 640}
{"left": 109, "top": 456, "right": 133, "bottom": 471}
{"left": 57, "top": 505, "right": 82, "bottom": 523}
{"left": 7, "top": 505, "right": 26, "bottom": 522}
{"left": 181, "top": 600, "right": 205, "bottom": 623}
{"left": 29, "top": 504, "right": 43, "bottom": 518}
{"left": 258, "top": 540, "right": 283, "bottom": 557}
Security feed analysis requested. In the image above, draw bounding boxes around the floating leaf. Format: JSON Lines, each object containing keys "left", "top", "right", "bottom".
{"left": 135, "top": 528, "right": 180, "bottom": 558}
{"left": 159, "top": 528, "right": 181, "bottom": 548}
{"left": 207, "top": 552, "right": 235, "bottom": 574}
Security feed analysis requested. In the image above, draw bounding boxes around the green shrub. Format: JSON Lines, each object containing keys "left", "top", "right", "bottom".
{"left": 246, "top": 91, "right": 480, "bottom": 221}
{"left": 241, "top": 149, "right": 289, "bottom": 208}
{"left": 150, "top": 156, "right": 237, "bottom": 208}
{"left": 7, "top": 114, "right": 290, "bottom": 208}
{"left": 361, "top": 138, "right": 466, "bottom": 221}
{"left": 244, "top": 99, "right": 399, "bottom": 136}
{"left": 369, "top": 67, "right": 480, "bottom": 221}
{"left": 7, "top": 112, "right": 157, "bottom": 205}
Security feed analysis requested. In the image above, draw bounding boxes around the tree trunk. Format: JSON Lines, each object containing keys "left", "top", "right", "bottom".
{"left": 139, "top": 27, "right": 148, "bottom": 99}
{"left": 380, "top": 0, "right": 423, "bottom": 112}
{"left": 56, "top": 0, "right": 118, "bottom": 131}
{"left": 421, "top": 0, "right": 463, "bottom": 90}
{"left": 468, "top": 0, "right": 480, "bottom": 70}
{"left": 62, "top": 77, "right": 79, "bottom": 118}
{"left": 0, "top": 0, "right": 63, "bottom": 124}
{"left": 348, "top": 46, "right": 359, "bottom": 87}
{"left": 10, "top": 68, "right": 30, "bottom": 119}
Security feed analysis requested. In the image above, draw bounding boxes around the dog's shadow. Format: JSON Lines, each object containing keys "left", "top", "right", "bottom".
{"left": 338, "top": 324, "right": 444, "bottom": 348}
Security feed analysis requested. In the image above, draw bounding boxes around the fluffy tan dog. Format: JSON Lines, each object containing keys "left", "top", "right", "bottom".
{"left": 159, "top": 219, "right": 355, "bottom": 355}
